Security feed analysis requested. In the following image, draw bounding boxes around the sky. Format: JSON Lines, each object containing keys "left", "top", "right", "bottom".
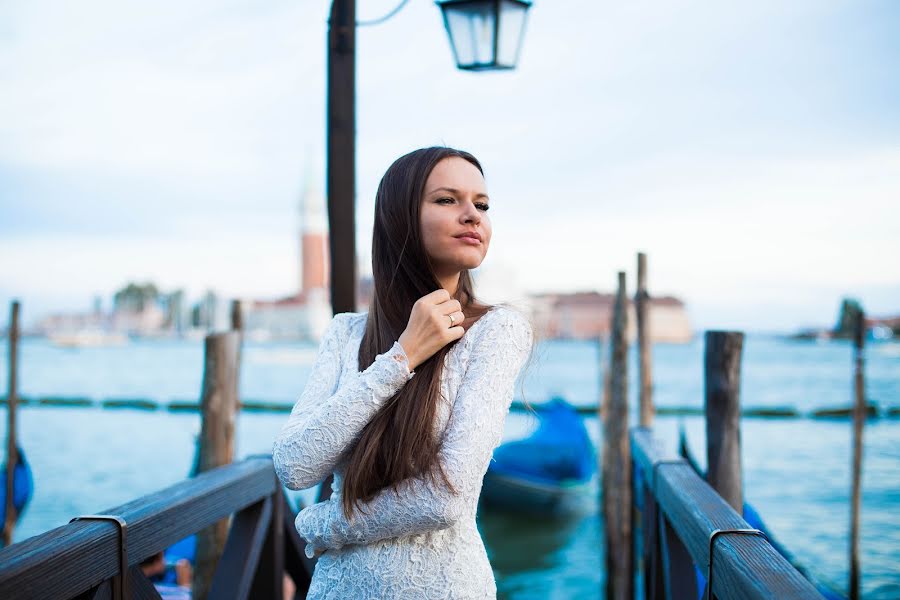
{"left": 1, "top": 0, "right": 898, "bottom": 332}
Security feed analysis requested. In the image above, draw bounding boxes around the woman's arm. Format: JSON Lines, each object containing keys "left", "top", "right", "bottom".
{"left": 295, "top": 307, "right": 532, "bottom": 553}
{"left": 272, "top": 313, "right": 416, "bottom": 491}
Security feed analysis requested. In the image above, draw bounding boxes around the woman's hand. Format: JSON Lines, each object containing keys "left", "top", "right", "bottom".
{"left": 398, "top": 289, "right": 465, "bottom": 371}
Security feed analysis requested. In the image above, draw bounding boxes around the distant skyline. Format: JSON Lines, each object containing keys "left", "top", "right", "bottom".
{"left": 2, "top": 0, "right": 899, "bottom": 332}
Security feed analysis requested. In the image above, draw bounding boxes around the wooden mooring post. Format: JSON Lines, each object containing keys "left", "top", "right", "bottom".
{"left": 193, "top": 330, "right": 241, "bottom": 600}
{"left": 636, "top": 252, "right": 654, "bottom": 428}
{"left": 602, "top": 271, "right": 633, "bottom": 600}
{"left": 849, "top": 310, "right": 865, "bottom": 600}
{"left": 3, "top": 301, "right": 20, "bottom": 548}
{"left": 704, "top": 331, "right": 745, "bottom": 513}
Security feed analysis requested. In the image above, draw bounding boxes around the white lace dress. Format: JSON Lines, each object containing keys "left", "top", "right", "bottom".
{"left": 272, "top": 306, "right": 533, "bottom": 600}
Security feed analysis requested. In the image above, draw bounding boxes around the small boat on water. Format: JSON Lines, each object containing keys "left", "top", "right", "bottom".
{"left": 678, "top": 425, "right": 845, "bottom": 600}
{"left": 481, "top": 397, "right": 595, "bottom": 515}
{"left": 0, "top": 446, "right": 34, "bottom": 531}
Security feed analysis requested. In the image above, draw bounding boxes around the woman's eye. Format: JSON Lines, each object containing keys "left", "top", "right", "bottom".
{"left": 476, "top": 203, "right": 490, "bottom": 211}
{"left": 437, "top": 197, "right": 455, "bottom": 204}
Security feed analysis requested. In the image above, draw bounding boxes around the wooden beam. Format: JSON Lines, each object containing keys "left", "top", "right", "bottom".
{"left": 0, "top": 458, "right": 275, "bottom": 599}
{"left": 659, "top": 510, "right": 698, "bottom": 600}
{"left": 631, "top": 428, "right": 821, "bottom": 599}
{"left": 249, "top": 482, "right": 284, "bottom": 599}
{"left": 208, "top": 497, "right": 273, "bottom": 600}
{"left": 128, "top": 565, "right": 163, "bottom": 600}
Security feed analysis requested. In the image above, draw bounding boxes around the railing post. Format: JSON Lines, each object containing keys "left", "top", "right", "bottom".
{"left": 641, "top": 473, "right": 666, "bottom": 600}
{"left": 602, "top": 272, "right": 632, "bottom": 600}
{"left": 250, "top": 482, "right": 285, "bottom": 599}
{"left": 659, "top": 510, "right": 699, "bottom": 600}
{"left": 193, "top": 331, "right": 241, "bottom": 600}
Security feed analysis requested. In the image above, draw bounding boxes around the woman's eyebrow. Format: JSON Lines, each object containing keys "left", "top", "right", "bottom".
{"left": 427, "top": 186, "right": 490, "bottom": 200}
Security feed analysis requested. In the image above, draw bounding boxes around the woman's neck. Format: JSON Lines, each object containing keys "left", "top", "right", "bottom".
{"left": 435, "top": 271, "right": 461, "bottom": 297}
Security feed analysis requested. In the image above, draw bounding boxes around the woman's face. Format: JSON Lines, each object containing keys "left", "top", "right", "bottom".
{"left": 419, "top": 156, "right": 492, "bottom": 277}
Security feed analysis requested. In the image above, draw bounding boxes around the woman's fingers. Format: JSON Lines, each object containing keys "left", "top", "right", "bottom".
{"left": 444, "top": 310, "right": 465, "bottom": 328}
{"left": 436, "top": 297, "right": 462, "bottom": 315}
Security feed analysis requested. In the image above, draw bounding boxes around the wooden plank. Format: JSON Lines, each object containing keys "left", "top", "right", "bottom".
{"left": 208, "top": 496, "right": 272, "bottom": 600}
{"left": 128, "top": 565, "right": 163, "bottom": 600}
{"left": 659, "top": 510, "right": 698, "bottom": 600}
{"left": 657, "top": 462, "right": 821, "bottom": 599}
{"left": 250, "top": 481, "right": 284, "bottom": 599}
{"left": 632, "top": 428, "right": 822, "bottom": 599}
{"left": 641, "top": 482, "right": 665, "bottom": 600}
{"left": 0, "top": 458, "right": 275, "bottom": 599}
{"left": 72, "top": 581, "right": 112, "bottom": 600}
{"left": 705, "top": 331, "right": 745, "bottom": 512}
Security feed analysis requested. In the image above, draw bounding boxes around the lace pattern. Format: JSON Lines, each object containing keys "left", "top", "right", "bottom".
{"left": 272, "top": 306, "right": 533, "bottom": 599}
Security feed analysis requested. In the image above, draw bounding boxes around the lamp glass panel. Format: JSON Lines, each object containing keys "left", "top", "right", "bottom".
{"left": 444, "top": 3, "right": 497, "bottom": 67}
{"left": 496, "top": 0, "right": 529, "bottom": 67}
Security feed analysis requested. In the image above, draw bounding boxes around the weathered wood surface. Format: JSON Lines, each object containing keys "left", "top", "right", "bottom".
{"left": 3, "top": 300, "right": 20, "bottom": 547}
{"left": 636, "top": 252, "right": 654, "bottom": 427}
{"left": 327, "top": 0, "right": 358, "bottom": 315}
{"left": 194, "top": 331, "right": 241, "bottom": 600}
{"left": 849, "top": 311, "right": 865, "bottom": 600}
{"left": 632, "top": 428, "right": 822, "bottom": 599}
{"left": 704, "top": 331, "right": 745, "bottom": 513}
{"left": 0, "top": 457, "right": 275, "bottom": 600}
{"left": 208, "top": 496, "right": 272, "bottom": 600}
{"left": 602, "top": 271, "right": 632, "bottom": 600}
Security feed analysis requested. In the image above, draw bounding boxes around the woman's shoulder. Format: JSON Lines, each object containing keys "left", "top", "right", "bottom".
{"left": 323, "top": 311, "right": 368, "bottom": 340}
{"left": 468, "top": 305, "right": 533, "bottom": 345}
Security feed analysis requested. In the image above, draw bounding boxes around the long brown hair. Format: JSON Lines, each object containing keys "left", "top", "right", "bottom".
{"left": 341, "top": 146, "right": 493, "bottom": 519}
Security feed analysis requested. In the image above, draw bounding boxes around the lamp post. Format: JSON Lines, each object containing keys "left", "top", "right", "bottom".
{"left": 326, "top": 0, "right": 533, "bottom": 315}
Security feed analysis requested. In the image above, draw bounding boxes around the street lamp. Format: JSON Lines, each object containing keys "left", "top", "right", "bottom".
{"left": 436, "top": 0, "right": 532, "bottom": 71}
{"left": 326, "top": 0, "right": 532, "bottom": 317}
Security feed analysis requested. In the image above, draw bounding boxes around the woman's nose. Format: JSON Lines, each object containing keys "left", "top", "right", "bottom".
{"left": 461, "top": 201, "right": 480, "bottom": 224}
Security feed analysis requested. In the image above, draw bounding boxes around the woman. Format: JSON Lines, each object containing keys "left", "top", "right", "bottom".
{"left": 272, "top": 146, "right": 533, "bottom": 599}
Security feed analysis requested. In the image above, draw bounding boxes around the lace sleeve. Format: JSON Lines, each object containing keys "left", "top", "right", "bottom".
{"left": 272, "top": 314, "right": 415, "bottom": 491}
{"left": 295, "top": 308, "right": 532, "bottom": 554}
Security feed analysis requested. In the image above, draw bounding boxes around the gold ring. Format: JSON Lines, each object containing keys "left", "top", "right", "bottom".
{"left": 448, "top": 314, "right": 455, "bottom": 327}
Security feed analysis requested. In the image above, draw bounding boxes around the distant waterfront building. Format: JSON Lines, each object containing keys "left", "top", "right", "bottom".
{"left": 243, "top": 167, "right": 334, "bottom": 341}
{"left": 529, "top": 291, "right": 692, "bottom": 343}
{"left": 164, "top": 289, "right": 189, "bottom": 335}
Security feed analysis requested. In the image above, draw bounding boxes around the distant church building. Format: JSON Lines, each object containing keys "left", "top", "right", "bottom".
{"left": 243, "top": 169, "right": 334, "bottom": 341}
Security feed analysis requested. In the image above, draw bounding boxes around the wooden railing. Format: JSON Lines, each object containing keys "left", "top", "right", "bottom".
{"left": 631, "top": 427, "right": 822, "bottom": 600}
{"left": 0, "top": 456, "right": 312, "bottom": 600}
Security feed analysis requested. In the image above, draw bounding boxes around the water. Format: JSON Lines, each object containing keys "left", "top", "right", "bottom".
{"left": 1, "top": 335, "right": 898, "bottom": 598}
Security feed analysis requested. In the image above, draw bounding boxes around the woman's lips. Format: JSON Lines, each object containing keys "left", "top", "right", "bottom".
{"left": 455, "top": 236, "right": 481, "bottom": 245}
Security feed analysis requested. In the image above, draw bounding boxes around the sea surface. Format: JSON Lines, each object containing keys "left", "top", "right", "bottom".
{"left": 1, "top": 334, "right": 898, "bottom": 599}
